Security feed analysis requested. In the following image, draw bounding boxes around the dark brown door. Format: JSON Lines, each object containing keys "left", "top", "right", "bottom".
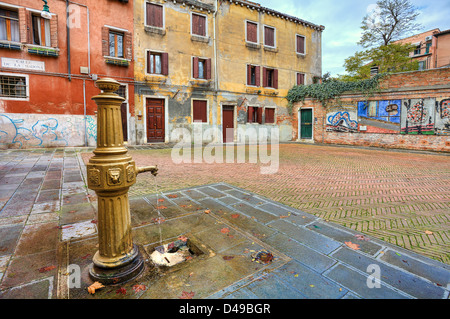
{"left": 120, "top": 103, "right": 128, "bottom": 142}
{"left": 222, "top": 105, "right": 234, "bottom": 143}
{"left": 146, "top": 98, "right": 165, "bottom": 143}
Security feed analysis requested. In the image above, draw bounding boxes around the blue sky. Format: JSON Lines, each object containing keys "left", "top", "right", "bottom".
{"left": 256, "top": 0, "right": 450, "bottom": 76}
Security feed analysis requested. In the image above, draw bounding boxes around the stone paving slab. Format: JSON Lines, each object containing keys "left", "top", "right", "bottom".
{"left": 0, "top": 148, "right": 449, "bottom": 301}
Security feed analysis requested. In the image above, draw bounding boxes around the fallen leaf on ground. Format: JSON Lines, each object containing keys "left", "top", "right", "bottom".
{"left": 91, "top": 219, "right": 97, "bottom": 224}
{"left": 223, "top": 256, "right": 234, "bottom": 261}
{"left": 231, "top": 213, "right": 240, "bottom": 219}
{"left": 158, "top": 198, "right": 165, "bottom": 202}
{"left": 425, "top": 230, "right": 433, "bottom": 235}
{"left": 220, "top": 227, "right": 230, "bottom": 234}
{"left": 88, "top": 282, "right": 104, "bottom": 294}
{"left": 279, "top": 215, "right": 289, "bottom": 219}
{"left": 344, "top": 241, "right": 360, "bottom": 250}
{"left": 204, "top": 209, "right": 211, "bottom": 214}
{"left": 355, "top": 234, "right": 369, "bottom": 241}
{"left": 156, "top": 205, "right": 167, "bottom": 210}
{"left": 132, "top": 284, "right": 147, "bottom": 293}
{"left": 81, "top": 254, "right": 91, "bottom": 260}
{"left": 180, "top": 291, "right": 195, "bottom": 299}
{"left": 38, "top": 265, "right": 56, "bottom": 273}
{"left": 167, "top": 194, "right": 178, "bottom": 198}
{"left": 116, "top": 287, "right": 127, "bottom": 295}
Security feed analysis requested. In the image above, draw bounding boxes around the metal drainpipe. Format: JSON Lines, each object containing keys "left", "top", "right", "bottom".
{"left": 83, "top": 79, "right": 87, "bottom": 146}
{"left": 213, "top": 0, "right": 219, "bottom": 142}
{"left": 66, "top": 0, "right": 71, "bottom": 81}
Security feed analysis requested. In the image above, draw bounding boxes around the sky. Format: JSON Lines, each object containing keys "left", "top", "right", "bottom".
{"left": 255, "top": 0, "right": 450, "bottom": 77}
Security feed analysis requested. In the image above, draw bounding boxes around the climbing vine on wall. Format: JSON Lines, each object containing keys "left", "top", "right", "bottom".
{"left": 286, "top": 74, "right": 386, "bottom": 115}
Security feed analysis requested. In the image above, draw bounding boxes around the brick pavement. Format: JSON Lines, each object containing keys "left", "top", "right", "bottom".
{"left": 81, "top": 143, "right": 450, "bottom": 264}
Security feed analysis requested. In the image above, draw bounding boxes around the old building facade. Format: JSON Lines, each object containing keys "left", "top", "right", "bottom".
{"left": 133, "top": 0, "right": 324, "bottom": 144}
{"left": 0, "top": 0, "right": 134, "bottom": 149}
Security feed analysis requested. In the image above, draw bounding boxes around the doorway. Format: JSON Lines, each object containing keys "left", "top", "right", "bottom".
{"left": 222, "top": 105, "right": 234, "bottom": 143}
{"left": 299, "top": 108, "right": 313, "bottom": 139}
{"left": 146, "top": 98, "right": 165, "bottom": 143}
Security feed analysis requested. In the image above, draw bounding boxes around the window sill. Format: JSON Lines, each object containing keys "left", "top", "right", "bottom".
{"left": 104, "top": 56, "right": 130, "bottom": 67}
{"left": 191, "top": 35, "right": 210, "bottom": 43}
{"left": 263, "top": 46, "right": 278, "bottom": 53}
{"left": 246, "top": 87, "right": 261, "bottom": 94}
{"left": 263, "top": 88, "right": 278, "bottom": 96}
{"left": 27, "top": 45, "right": 60, "bottom": 57}
{"left": 144, "top": 25, "right": 166, "bottom": 36}
{"left": 245, "top": 42, "right": 260, "bottom": 50}
{"left": 296, "top": 52, "right": 306, "bottom": 57}
{"left": 145, "top": 75, "right": 167, "bottom": 83}
{"left": 190, "top": 79, "right": 212, "bottom": 87}
{"left": 0, "top": 41, "right": 22, "bottom": 51}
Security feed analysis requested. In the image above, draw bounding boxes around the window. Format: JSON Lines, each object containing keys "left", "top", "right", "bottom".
{"left": 0, "top": 75, "right": 27, "bottom": 99}
{"left": 191, "top": 13, "right": 206, "bottom": 37}
{"left": 413, "top": 45, "right": 421, "bottom": 55}
{"left": 264, "top": 26, "right": 275, "bottom": 47}
{"left": 109, "top": 31, "right": 124, "bottom": 58}
{"left": 0, "top": 8, "right": 19, "bottom": 42}
{"left": 32, "top": 15, "right": 51, "bottom": 47}
{"left": 263, "top": 67, "right": 278, "bottom": 89}
{"left": 418, "top": 60, "right": 426, "bottom": 71}
{"left": 193, "top": 57, "right": 211, "bottom": 80}
{"left": 247, "top": 65, "right": 260, "bottom": 86}
{"left": 246, "top": 21, "right": 258, "bottom": 44}
{"left": 247, "top": 106, "right": 262, "bottom": 124}
{"left": 425, "top": 42, "right": 431, "bottom": 54}
{"left": 296, "top": 73, "right": 305, "bottom": 85}
{"left": 265, "top": 108, "right": 275, "bottom": 124}
{"left": 147, "top": 51, "right": 169, "bottom": 75}
{"left": 193, "top": 100, "right": 207, "bottom": 123}
{"left": 146, "top": 2, "right": 163, "bottom": 28}
{"left": 296, "top": 34, "right": 305, "bottom": 54}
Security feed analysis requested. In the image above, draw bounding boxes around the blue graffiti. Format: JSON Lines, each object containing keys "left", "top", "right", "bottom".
{"left": 0, "top": 114, "right": 68, "bottom": 148}
{"left": 327, "top": 112, "right": 358, "bottom": 131}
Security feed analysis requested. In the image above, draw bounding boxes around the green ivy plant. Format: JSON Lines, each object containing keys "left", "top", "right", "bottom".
{"left": 286, "top": 73, "right": 386, "bottom": 115}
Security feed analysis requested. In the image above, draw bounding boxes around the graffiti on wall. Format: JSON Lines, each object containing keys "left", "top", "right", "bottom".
{"left": 0, "top": 114, "right": 98, "bottom": 149}
{"left": 0, "top": 114, "right": 68, "bottom": 148}
{"left": 326, "top": 111, "right": 358, "bottom": 133}
{"left": 401, "top": 98, "right": 435, "bottom": 135}
{"left": 357, "top": 100, "right": 401, "bottom": 133}
{"left": 435, "top": 98, "right": 450, "bottom": 135}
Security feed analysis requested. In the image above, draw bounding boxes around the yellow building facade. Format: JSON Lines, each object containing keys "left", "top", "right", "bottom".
{"left": 133, "top": 0, "right": 324, "bottom": 144}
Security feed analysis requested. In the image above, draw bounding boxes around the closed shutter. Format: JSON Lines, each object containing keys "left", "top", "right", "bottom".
{"left": 192, "top": 14, "right": 199, "bottom": 35}
{"left": 247, "top": 21, "right": 257, "bottom": 43}
{"left": 247, "top": 106, "right": 254, "bottom": 123}
{"left": 205, "top": 58, "right": 211, "bottom": 79}
{"left": 147, "top": 3, "right": 163, "bottom": 28}
{"left": 255, "top": 66, "right": 260, "bottom": 86}
{"left": 262, "top": 67, "right": 267, "bottom": 87}
{"left": 297, "top": 35, "right": 305, "bottom": 54}
{"left": 297, "top": 73, "right": 305, "bottom": 85}
{"left": 162, "top": 52, "right": 169, "bottom": 75}
{"left": 247, "top": 65, "right": 251, "bottom": 85}
{"left": 198, "top": 15, "right": 206, "bottom": 36}
{"left": 257, "top": 107, "right": 263, "bottom": 124}
{"left": 273, "top": 69, "right": 278, "bottom": 89}
{"left": 265, "top": 108, "right": 275, "bottom": 124}
{"left": 264, "top": 26, "right": 274, "bottom": 47}
{"left": 193, "top": 57, "right": 199, "bottom": 78}
{"left": 193, "top": 100, "right": 207, "bottom": 123}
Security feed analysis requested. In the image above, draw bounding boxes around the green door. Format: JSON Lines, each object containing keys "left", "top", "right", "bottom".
{"left": 300, "top": 109, "right": 313, "bottom": 139}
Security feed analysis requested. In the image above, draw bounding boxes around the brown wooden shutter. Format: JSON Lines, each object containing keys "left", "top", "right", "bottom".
{"left": 247, "top": 22, "right": 257, "bottom": 43}
{"left": 255, "top": 66, "right": 260, "bottom": 86}
{"left": 265, "top": 27, "right": 274, "bottom": 46}
{"left": 196, "top": 14, "right": 206, "bottom": 36}
{"left": 205, "top": 58, "right": 211, "bottom": 79}
{"left": 265, "top": 108, "right": 275, "bottom": 124}
{"left": 262, "top": 67, "right": 267, "bottom": 87}
{"left": 257, "top": 107, "right": 263, "bottom": 124}
{"left": 147, "top": 3, "right": 163, "bottom": 27}
{"left": 273, "top": 69, "right": 278, "bottom": 89}
{"left": 162, "top": 52, "right": 169, "bottom": 75}
{"left": 192, "top": 14, "right": 199, "bottom": 35}
{"left": 26, "top": 10, "right": 33, "bottom": 44}
{"left": 193, "top": 57, "right": 199, "bottom": 78}
{"left": 297, "top": 73, "right": 304, "bottom": 85}
{"left": 102, "top": 26, "right": 109, "bottom": 56}
{"left": 193, "top": 100, "right": 207, "bottom": 123}
{"left": 247, "top": 65, "right": 251, "bottom": 85}
{"left": 247, "top": 106, "right": 254, "bottom": 123}
{"left": 297, "top": 35, "right": 305, "bottom": 53}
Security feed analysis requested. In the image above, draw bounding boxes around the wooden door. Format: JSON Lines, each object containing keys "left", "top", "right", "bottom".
{"left": 146, "top": 98, "right": 165, "bottom": 143}
{"left": 300, "top": 109, "right": 313, "bottom": 139}
{"left": 222, "top": 105, "right": 234, "bottom": 143}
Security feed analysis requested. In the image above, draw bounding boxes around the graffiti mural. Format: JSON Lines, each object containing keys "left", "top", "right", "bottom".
{"left": 435, "top": 98, "right": 450, "bottom": 135}
{"left": 326, "top": 111, "right": 358, "bottom": 133}
{"left": 401, "top": 98, "right": 435, "bottom": 135}
{"left": 0, "top": 113, "right": 97, "bottom": 149}
{"left": 357, "top": 100, "right": 401, "bottom": 133}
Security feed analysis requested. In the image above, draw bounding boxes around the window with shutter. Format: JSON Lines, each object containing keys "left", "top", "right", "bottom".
{"left": 296, "top": 35, "right": 305, "bottom": 54}
{"left": 264, "top": 26, "right": 275, "bottom": 47}
{"left": 263, "top": 68, "right": 277, "bottom": 89}
{"left": 297, "top": 73, "right": 305, "bottom": 85}
{"left": 247, "top": 106, "right": 262, "bottom": 124}
{"left": 32, "top": 14, "right": 51, "bottom": 47}
{"left": 192, "top": 13, "right": 206, "bottom": 37}
{"left": 108, "top": 30, "right": 124, "bottom": 58}
{"left": 193, "top": 57, "right": 211, "bottom": 80}
{"left": 146, "top": 3, "right": 163, "bottom": 28}
{"left": 246, "top": 21, "right": 258, "bottom": 43}
{"left": 265, "top": 108, "right": 275, "bottom": 124}
{"left": 0, "top": 8, "right": 20, "bottom": 42}
{"left": 193, "top": 100, "right": 208, "bottom": 123}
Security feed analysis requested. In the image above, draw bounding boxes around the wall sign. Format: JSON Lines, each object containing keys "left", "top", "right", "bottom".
{"left": 1, "top": 58, "right": 45, "bottom": 71}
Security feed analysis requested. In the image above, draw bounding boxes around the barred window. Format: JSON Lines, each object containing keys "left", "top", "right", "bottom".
{"left": 0, "top": 75, "right": 27, "bottom": 98}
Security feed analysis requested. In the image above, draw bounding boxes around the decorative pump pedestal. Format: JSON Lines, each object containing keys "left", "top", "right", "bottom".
{"left": 87, "top": 78, "right": 158, "bottom": 285}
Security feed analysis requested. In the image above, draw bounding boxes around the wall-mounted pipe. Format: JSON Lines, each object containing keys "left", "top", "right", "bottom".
{"left": 66, "top": 0, "right": 71, "bottom": 81}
